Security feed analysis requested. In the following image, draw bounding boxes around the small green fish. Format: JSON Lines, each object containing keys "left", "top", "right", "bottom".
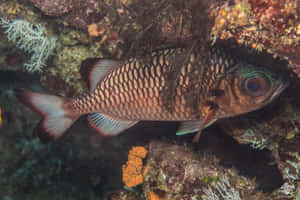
{"left": 15, "top": 46, "right": 288, "bottom": 142}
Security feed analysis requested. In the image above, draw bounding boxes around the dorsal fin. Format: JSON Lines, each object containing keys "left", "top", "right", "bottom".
{"left": 88, "top": 59, "right": 119, "bottom": 92}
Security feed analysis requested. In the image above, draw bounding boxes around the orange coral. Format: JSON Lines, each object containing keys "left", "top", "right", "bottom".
{"left": 122, "top": 146, "right": 147, "bottom": 187}
{"left": 148, "top": 191, "right": 165, "bottom": 200}
{"left": 87, "top": 23, "right": 123, "bottom": 48}
{"left": 88, "top": 24, "right": 105, "bottom": 37}
{"left": 129, "top": 146, "right": 147, "bottom": 158}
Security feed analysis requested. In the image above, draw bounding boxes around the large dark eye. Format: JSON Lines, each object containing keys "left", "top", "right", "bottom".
{"left": 244, "top": 76, "right": 270, "bottom": 97}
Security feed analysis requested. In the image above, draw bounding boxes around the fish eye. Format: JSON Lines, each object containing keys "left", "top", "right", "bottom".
{"left": 244, "top": 75, "right": 270, "bottom": 97}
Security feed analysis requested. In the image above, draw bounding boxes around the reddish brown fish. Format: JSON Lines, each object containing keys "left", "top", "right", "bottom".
{"left": 15, "top": 46, "right": 288, "bottom": 142}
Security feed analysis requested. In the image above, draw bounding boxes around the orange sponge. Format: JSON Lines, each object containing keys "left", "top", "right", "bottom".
{"left": 122, "top": 146, "right": 147, "bottom": 187}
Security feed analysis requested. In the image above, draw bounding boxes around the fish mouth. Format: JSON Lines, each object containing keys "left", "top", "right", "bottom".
{"left": 270, "top": 81, "right": 289, "bottom": 101}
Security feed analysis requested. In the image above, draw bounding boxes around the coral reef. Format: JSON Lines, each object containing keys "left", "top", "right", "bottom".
{"left": 0, "top": 18, "right": 56, "bottom": 72}
{"left": 217, "top": 83, "right": 300, "bottom": 199}
{"left": 29, "top": 0, "right": 78, "bottom": 16}
{"left": 148, "top": 191, "right": 165, "bottom": 200}
{"left": 203, "top": 176, "right": 242, "bottom": 200}
{"left": 0, "top": 0, "right": 299, "bottom": 199}
{"left": 209, "top": 0, "right": 300, "bottom": 70}
{"left": 142, "top": 140, "right": 255, "bottom": 200}
{"left": 0, "top": 1, "right": 39, "bottom": 22}
{"left": 107, "top": 189, "right": 141, "bottom": 200}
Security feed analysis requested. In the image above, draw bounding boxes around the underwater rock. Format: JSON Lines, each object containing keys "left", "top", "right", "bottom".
{"left": 209, "top": 0, "right": 300, "bottom": 70}
{"left": 142, "top": 140, "right": 258, "bottom": 200}
{"left": 107, "top": 190, "right": 141, "bottom": 200}
{"left": 0, "top": 1, "right": 40, "bottom": 22}
{"left": 29, "top": 0, "right": 79, "bottom": 16}
{"left": 64, "top": 0, "right": 104, "bottom": 29}
{"left": 217, "top": 86, "right": 300, "bottom": 199}
{"left": 43, "top": 41, "right": 101, "bottom": 96}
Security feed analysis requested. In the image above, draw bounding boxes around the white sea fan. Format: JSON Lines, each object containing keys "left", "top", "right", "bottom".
{"left": 203, "top": 176, "right": 242, "bottom": 200}
{"left": 0, "top": 18, "right": 56, "bottom": 72}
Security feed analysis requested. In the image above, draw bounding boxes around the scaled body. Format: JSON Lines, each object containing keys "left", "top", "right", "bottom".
{"left": 15, "top": 45, "right": 288, "bottom": 141}
{"left": 72, "top": 47, "right": 234, "bottom": 121}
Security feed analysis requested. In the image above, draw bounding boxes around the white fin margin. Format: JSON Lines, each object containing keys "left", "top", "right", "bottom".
{"left": 26, "top": 90, "right": 75, "bottom": 139}
{"left": 89, "top": 59, "right": 119, "bottom": 92}
{"left": 31, "top": 93, "right": 65, "bottom": 117}
{"left": 88, "top": 113, "right": 138, "bottom": 136}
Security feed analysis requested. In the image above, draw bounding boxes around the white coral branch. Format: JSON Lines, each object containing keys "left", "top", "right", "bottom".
{"left": 0, "top": 19, "right": 56, "bottom": 72}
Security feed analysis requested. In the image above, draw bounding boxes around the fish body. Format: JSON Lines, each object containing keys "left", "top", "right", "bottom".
{"left": 73, "top": 47, "right": 233, "bottom": 120}
{"left": 15, "top": 45, "right": 288, "bottom": 141}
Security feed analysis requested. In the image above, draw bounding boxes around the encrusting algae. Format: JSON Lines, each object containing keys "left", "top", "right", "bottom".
{"left": 88, "top": 24, "right": 105, "bottom": 37}
{"left": 148, "top": 191, "right": 165, "bottom": 200}
{"left": 122, "top": 146, "right": 147, "bottom": 188}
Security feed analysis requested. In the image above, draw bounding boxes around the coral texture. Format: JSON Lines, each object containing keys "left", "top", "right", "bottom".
{"left": 29, "top": 0, "right": 78, "bottom": 16}
{"left": 209, "top": 0, "right": 300, "bottom": 69}
{"left": 0, "top": 19, "right": 56, "bottom": 72}
{"left": 122, "top": 146, "right": 148, "bottom": 188}
{"left": 142, "top": 140, "right": 256, "bottom": 200}
{"left": 148, "top": 191, "right": 165, "bottom": 200}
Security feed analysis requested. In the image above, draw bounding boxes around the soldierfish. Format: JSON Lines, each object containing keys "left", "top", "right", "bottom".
{"left": 15, "top": 46, "right": 288, "bottom": 142}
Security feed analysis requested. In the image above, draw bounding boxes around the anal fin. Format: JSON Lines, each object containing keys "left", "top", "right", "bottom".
{"left": 88, "top": 113, "right": 138, "bottom": 136}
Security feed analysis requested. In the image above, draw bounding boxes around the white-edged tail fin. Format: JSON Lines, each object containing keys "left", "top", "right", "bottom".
{"left": 14, "top": 88, "right": 78, "bottom": 140}
{"left": 88, "top": 113, "right": 138, "bottom": 136}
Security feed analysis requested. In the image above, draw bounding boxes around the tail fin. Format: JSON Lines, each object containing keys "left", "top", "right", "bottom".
{"left": 14, "top": 88, "right": 78, "bottom": 140}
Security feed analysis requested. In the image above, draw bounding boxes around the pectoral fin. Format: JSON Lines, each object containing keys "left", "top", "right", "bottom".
{"left": 192, "top": 104, "right": 217, "bottom": 143}
{"left": 176, "top": 121, "right": 201, "bottom": 136}
{"left": 88, "top": 113, "right": 138, "bottom": 136}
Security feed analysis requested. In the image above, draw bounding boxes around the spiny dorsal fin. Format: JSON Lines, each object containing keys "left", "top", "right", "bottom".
{"left": 88, "top": 113, "right": 138, "bottom": 136}
{"left": 88, "top": 59, "right": 119, "bottom": 92}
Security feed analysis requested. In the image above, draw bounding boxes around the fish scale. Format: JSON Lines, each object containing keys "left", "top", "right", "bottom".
{"left": 71, "top": 46, "right": 237, "bottom": 121}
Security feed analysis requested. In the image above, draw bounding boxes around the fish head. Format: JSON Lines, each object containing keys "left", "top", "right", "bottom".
{"left": 215, "top": 63, "right": 288, "bottom": 117}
